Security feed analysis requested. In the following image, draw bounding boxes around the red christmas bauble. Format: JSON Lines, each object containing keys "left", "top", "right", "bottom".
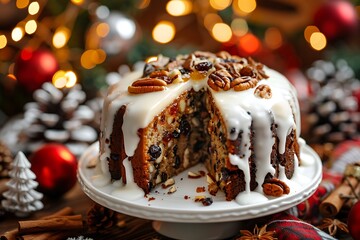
{"left": 30, "top": 144, "right": 77, "bottom": 197}
{"left": 14, "top": 48, "right": 59, "bottom": 92}
{"left": 313, "top": 0, "right": 358, "bottom": 41}
{"left": 348, "top": 200, "right": 360, "bottom": 240}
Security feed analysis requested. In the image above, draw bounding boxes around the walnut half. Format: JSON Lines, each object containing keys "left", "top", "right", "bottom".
{"left": 254, "top": 84, "right": 272, "bottom": 99}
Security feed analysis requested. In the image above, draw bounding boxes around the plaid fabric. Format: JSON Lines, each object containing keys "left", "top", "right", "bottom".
{"left": 266, "top": 212, "right": 336, "bottom": 240}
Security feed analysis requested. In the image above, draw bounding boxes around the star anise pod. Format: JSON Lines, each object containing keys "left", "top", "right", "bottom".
{"left": 317, "top": 218, "right": 349, "bottom": 236}
{"left": 237, "top": 224, "right": 277, "bottom": 240}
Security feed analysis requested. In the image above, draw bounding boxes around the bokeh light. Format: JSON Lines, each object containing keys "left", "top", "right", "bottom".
{"left": 71, "top": 0, "right": 84, "bottom": 6}
{"left": 239, "top": 0, "right": 256, "bottom": 13}
{"left": 28, "top": 1, "right": 40, "bottom": 15}
{"left": 210, "top": 0, "right": 232, "bottom": 11}
{"left": 16, "top": 0, "right": 29, "bottom": 9}
{"left": 204, "top": 13, "right": 223, "bottom": 31}
{"left": 238, "top": 33, "right": 261, "bottom": 54}
{"left": 96, "top": 23, "right": 110, "bottom": 37}
{"left": 53, "top": 71, "right": 77, "bottom": 88}
{"left": 96, "top": 5, "right": 110, "bottom": 19}
{"left": 80, "top": 49, "right": 107, "bottom": 69}
{"left": 166, "top": 0, "right": 193, "bottom": 16}
{"left": 310, "top": 32, "right": 327, "bottom": 51}
{"left": 304, "top": 25, "right": 320, "bottom": 43}
{"left": 53, "top": 27, "right": 70, "bottom": 49}
{"left": 152, "top": 21, "right": 176, "bottom": 44}
{"left": 231, "top": 18, "right": 248, "bottom": 36}
{"left": 25, "top": 20, "right": 37, "bottom": 34}
{"left": 264, "top": 27, "right": 283, "bottom": 50}
{"left": 212, "top": 23, "right": 232, "bottom": 42}
{"left": 0, "top": 35, "right": 7, "bottom": 49}
{"left": 12, "top": 27, "right": 24, "bottom": 42}
{"left": 52, "top": 70, "right": 77, "bottom": 88}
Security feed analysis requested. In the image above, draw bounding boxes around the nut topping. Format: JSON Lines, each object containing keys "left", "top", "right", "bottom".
{"left": 162, "top": 178, "right": 175, "bottom": 188}
{"left": 233, "top": 77, "right": 258, "bottom": 91}
{"left": 188, "top": 171, "right": 202, "bottom": 179}
{"left": 262, "top": 178, "right": 290, "bottom": 197}
{"left": 216, "top": 51, "right": 232, "bottom": 59}
{"left": 208, "top": 69, "right": 232, "bottom": 91}
{"left": 132, "top": 51, "right": 268, "bottom": 94}
{"left": 128, "top": 77, "right": 167, "bottom": 94}
{"left": 128, "top": 85, "right": 166, "bottom": 94}
{"left": 254, "top": 84, "right": 272, "bottom": 99}
{"left": 132, "top": 78, "right": 167, "bottom": 87}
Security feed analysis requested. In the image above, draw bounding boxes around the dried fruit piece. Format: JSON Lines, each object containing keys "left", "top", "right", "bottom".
{"left": 202, "top": 197, "right": 213, "bottom": 206}
{"left": 148, "top": 145, "right": 162, "bottom": 160}
{"left": 196, "top": 186, "right": 206, "bottom": 193}
{"left": 194, "top": 61, "right": 213, "bottom": 72}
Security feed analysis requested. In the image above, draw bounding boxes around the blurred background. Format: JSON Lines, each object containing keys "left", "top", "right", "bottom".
{"left": 0, "top": 0, "right": 359, "bottom": 159}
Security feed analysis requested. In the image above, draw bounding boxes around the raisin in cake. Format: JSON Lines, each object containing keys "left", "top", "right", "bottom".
{"left": 99, "top": 51, "right": 301, "bottom": 201}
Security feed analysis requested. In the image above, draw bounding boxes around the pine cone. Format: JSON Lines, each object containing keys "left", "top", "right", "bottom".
{"left": 20, "top": 83, "right": 99, "bottom": 156}
{"left": 87, "top": 203, "right": 119, "bottom": 232}
{"left": 0, "top": 141, "right": 13, "bottom": 178}
{"left": 305, "top": 59, "right": 360, "bottom": 144}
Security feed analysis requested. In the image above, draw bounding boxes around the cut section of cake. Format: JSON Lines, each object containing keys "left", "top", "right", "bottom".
{"left": 99, "top": 51, "right": 301, "bottom": 202}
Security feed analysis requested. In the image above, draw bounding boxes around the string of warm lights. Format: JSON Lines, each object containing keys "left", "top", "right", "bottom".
{"left": 1, "top": 0, "right": 112, "bottom": 89}
{"left": 0, "top": 0, "right": 348, "bottom": 93}
{"left": 145, "top": 0, "right": 329, "bottom": 52}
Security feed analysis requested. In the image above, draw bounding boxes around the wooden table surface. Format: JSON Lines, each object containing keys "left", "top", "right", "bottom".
{"left": 0, "top": 180, "right": 174, "bottom": 240}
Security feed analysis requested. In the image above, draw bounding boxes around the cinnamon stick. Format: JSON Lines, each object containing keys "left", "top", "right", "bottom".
{"left": 1, "top": 229, "right": 18, "bottom": 240}
{"left": 1, "top": 207, "right": 75, "bottom": 240}
{"left": 319, "top": 176, "right": 359, "bottom": 217}
{"left": 18, "top": 215, "right": 83, "bottom": 235}
{"left": 41, "top": 207, "right": 74, "bottom": 220}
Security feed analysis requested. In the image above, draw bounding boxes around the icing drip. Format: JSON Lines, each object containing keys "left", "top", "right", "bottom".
{"left": 251, "top": 107, "right": 276, "bottom": 188}
{"left": 111, "top": 157, "right": 144, "bottom": 200}
{"left": 230, "top": 154, "right": 251, "bottom": 193}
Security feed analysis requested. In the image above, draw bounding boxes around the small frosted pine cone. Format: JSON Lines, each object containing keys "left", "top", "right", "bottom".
{"left": 305, "top": 59, "right": 360, "bottom": 144}
{"left": 0, "top": 141, "right": 13, "bottom": 178}
{"left": 87, "top": 203, "right": 119, "bottom": 232}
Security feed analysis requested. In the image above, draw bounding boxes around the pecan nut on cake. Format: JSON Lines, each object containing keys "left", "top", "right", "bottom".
{"left": 99, "top": 51, "right": 301, "bottom": 202}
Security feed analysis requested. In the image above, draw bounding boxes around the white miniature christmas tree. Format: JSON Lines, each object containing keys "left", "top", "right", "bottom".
{"left": 1, "top": 151, "right": 43, "bottom": 217}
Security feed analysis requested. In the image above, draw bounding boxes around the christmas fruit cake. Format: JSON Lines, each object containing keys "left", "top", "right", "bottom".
{"left": 99, "top": 51, "right": 301, "bottom": 201}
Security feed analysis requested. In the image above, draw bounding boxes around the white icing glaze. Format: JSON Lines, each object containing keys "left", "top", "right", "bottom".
{"left": 99, "top": 58, "right": 301, "bottom": 203}
{"left": 235, "top": 191, "right": 268, "bottom": 205}
{"left": 110, "top": 157, "right": 144, "bottom": 200}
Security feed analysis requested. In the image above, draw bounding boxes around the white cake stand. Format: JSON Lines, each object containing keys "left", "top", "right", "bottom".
{"left": 78, "top": 142, "right": 322, "bottom": 240}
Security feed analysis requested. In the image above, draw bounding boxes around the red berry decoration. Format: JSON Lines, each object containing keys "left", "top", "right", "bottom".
{"left": 313, "top": 0, "right": 358, "bottom": 41}
{"left": 348, "top": 200, "right": 360, "bottom": 240}
{"left": 14, "top": 48, "right": 59, "bottom": 92}
{"left": 29, "top": 143, "right": 77, "bottom": 197}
